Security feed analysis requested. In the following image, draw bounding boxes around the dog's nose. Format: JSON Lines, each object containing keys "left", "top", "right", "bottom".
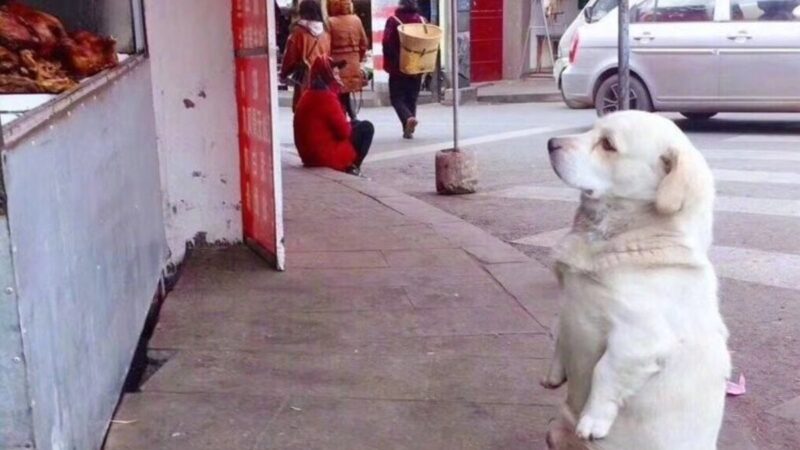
{"left": 548, "top": 138, "right": 562, "bottom": 154}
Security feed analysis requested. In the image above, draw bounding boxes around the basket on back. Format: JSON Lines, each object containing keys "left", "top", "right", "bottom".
{"left": 397, "top": 23, "right": 442, "bottom": 75}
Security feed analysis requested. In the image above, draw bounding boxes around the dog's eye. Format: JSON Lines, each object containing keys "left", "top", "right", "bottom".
{"left": 600, "top": 138, "right": 617, "bottom": 152}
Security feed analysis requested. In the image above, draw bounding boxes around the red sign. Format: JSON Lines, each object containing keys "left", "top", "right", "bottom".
{"left": 232, "top": 0, "right": 268, "bottom": 50}
{"left": 233, "top": 1, "right": 282, "bottom": 268}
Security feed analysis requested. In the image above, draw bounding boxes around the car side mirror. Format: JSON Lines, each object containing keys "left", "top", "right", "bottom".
{"left": 584, "top": 5, "right": 594, "bottom": 22}
{"left": 794, "top": 5, "right": 800, "bottom": 19}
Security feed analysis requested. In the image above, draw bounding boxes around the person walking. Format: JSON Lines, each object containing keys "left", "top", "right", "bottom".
{"left": 382, "top": 0, "right": 425, "bottom": 139}
{"left": 326, "top": 0, "right": 369, "bottom": 120}
{"left": 279, "top": 0, "right": 330, "bottom": 111}
{"left": 294, "top": 57, "right": 374, "bottom": 176}
{"left": 275, "top": 1, "right": 290, "bottom": 57}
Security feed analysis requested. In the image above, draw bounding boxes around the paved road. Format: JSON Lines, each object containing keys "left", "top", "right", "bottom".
{"left": 280, "top": 102, "right": 800, "bottom": 448}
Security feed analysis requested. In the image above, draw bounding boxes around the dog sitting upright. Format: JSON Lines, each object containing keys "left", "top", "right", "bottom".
{"left": 542, "top": 111, "right": 731, "bottom": 450}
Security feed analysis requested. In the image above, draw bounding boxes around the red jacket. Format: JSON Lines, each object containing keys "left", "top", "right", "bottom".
{"left": 293, "top": 88, "right": 356, "bottom": 171}
{"left": 381, "top": 7, "right": 424, "bottom": 76}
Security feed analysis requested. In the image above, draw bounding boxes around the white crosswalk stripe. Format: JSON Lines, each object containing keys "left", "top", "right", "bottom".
{"left": 503, "top": 148, "right": 800, "bottom": 291}
{"left": 726, "top": 135, "right": 800, "bottom": 144}
{"left": 512, "top": 227, "right": 800, "bottom": 291}
{"left": 713, "top": 169, "right": 800, "bottom": 185}
{"left": 703, "top": 149, "right": 800, "bottom": 162}
{"left": 486, "top": 184, "right": 800, "bottom": 218}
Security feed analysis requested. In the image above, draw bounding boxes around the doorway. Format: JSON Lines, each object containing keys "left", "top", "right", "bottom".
{"left": 470, "top": 0, "right": 504, "bottom": 82}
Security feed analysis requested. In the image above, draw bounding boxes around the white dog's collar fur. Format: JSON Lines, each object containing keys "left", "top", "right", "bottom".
{"left": 553, "top": 230, "right": 705, "bottom": 274}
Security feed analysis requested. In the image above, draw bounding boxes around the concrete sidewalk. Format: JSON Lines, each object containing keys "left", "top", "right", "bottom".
{"left": 104, "top": 163, "right": 753, "bottom": 449}
{"left": 104, "top": 163, "right": 562, "bottom": 449}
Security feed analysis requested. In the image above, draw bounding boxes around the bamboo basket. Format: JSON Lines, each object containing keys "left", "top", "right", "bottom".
{"left": 398, "top": 23, "right": 442, "bottom": 75}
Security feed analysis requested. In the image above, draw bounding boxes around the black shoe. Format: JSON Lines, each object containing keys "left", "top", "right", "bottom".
{"left": 345, "top": 166, "right": 362, "bottom": 177}
{"left": 403, "top": 117, "right": 418, "bottom": 139}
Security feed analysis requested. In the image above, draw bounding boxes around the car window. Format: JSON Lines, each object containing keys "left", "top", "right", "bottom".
{"left": 590, "top": 0, "right": 619, "bottom": 22}
{"left": 730, "top": 0, "right": 800, "bottom": 21}
{"left": 632, "top": 0, "right": 716, "bottom": 22}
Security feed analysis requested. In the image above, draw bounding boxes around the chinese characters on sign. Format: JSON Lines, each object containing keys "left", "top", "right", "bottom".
{"left": 233, "top": 0, "right": 279, "bottom": 264}
{"left": 233, "top": 0, "right": 268, "bottom": 49}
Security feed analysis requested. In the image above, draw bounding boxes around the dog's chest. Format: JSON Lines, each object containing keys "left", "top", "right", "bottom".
{"left": 560, "top": 273, "right": 612, "bottom": 344}
{"left": 558, "top": 272, "right": 615, "bottom": 409}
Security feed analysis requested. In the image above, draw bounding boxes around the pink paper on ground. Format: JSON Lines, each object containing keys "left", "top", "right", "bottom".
{"left": 726, "top": 373, "right": 746, "bottom": 396}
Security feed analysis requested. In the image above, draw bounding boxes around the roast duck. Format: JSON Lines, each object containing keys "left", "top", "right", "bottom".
{"left": 0, "top": 2, "right": 118, "bottom": 94}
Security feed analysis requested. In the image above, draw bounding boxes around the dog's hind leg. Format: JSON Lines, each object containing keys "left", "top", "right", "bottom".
{"left": 542, "top": 321, "right": 567, "bottom": 389}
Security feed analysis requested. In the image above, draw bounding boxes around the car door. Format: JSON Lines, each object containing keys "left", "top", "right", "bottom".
{"left": 717, "top": 0, "right": 800, "bottom": 109}
{"left": 629, "top": 0, "right": 724, "bottom": 108}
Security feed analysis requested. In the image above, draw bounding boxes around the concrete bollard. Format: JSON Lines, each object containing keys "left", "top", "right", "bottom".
{"left": 435, "top": 149, "right": 478, "bottom": 195}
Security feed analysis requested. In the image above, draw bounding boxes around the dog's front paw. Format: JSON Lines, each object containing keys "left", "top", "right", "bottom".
{"left": 575, "top": 415, "right": 613, "bottom": 441}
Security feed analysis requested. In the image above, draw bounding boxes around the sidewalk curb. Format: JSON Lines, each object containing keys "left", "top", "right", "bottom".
{"left": 477, "top": 92, "right": 563, "bottom": 104}
{"left": 305, "top": 168, "right": 561, "bottom": 329}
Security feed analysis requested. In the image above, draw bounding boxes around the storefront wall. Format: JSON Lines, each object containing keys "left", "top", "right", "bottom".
{"left": 0, "top": 1, "right": 282, "bottom": 447}
{"left": 0, "top": 215, "right": 32, "bottom": 448}
{"left": 145, "top": 0, "right": 244, "bottom": 267}
{"left": 472, "top": 0, "right": 502, "bottom": 81}
{"left": 527, "top": 0, "right": 580, "bottom": 72}
{"left": 503, "top": 0, "right": 531, "bottom": 79}
{"left": 371, "top": 0, "right": 397, "bottom": 83}
{"left": 1, "top": 58, "right": 167, "bottom": 450}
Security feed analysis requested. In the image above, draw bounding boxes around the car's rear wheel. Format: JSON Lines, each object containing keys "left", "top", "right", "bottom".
{"left": 680, "top": 112, "right": 717, "bottom": 121}
{"left": 594, "top": 75, "right": 652, "bottom": 117}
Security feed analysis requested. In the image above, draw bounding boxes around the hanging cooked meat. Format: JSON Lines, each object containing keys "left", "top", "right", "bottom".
{"left": 61, "top": 31, "right": 118, "bottom": 79}
{"left": 0, "top": 6, "right": 38, "bottom": 51}
{"left": 0, "top": 2, "right": 118, "bottom": 94}
{"left": 0, "top": 72, "right": 41, "bottom": 92}
{"left": 0, "top": 45, "right": 20, "bottom": 72}
{"left": 3, "top": 2, "right": 67, "bottom": 57}
{"left": 19, "top": 49, "right": 76, "bottom": 93}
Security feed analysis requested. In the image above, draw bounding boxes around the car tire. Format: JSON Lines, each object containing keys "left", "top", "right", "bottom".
{"left": 594, "top": 75, "right": 652, "bottom": 117}
{"left": 680, "top": 112, "right": 717, "bottom": 121}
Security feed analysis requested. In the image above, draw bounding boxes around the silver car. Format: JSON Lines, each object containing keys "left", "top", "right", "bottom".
{"left": 554, "top": 0, "right": 620, "bottom": 104}
{"left": 561, "top": 0, "right": 800, "bottom": 118}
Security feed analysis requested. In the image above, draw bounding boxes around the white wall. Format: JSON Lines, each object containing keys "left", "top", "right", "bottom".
{"left": 145, "top": 0, "right": 243, "bottom": 266}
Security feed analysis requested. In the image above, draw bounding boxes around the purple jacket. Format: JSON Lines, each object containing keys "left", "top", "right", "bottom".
{"left": 381, "top": 7, "right": 424, "bottom": 76}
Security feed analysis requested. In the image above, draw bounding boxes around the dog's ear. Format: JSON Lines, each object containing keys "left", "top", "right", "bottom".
{"left": 655, "top": 143, "right": 713, "bottom": 215}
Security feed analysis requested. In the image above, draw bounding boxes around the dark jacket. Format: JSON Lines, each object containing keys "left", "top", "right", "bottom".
{"left": 381, "top": 7, "right": 424, "bottom": 76}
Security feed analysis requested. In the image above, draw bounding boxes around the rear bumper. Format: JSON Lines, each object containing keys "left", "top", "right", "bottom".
{"left": 561, "top": 66, "right": 594, "bottom": 107}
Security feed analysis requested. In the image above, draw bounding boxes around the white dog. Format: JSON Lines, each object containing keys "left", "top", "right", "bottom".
{"left": 542, "top": 111, "right": 731, "bottom": 450}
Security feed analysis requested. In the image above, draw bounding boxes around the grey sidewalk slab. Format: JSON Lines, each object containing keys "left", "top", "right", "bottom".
{"left": 151, "top": 304, "right": 544, "bottom": 351}
{"left": 106, "top": 165, "right": 561, "bottom": 449}
{"left": 105, "top": 392, "right": 286, "bottom": 450}
{"left": 108, "top": 393, "right": 552, "bottom": 450}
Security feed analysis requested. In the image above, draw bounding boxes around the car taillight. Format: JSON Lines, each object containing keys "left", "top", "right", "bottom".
{"left": 569, "top": 33, "right": 580, "bottom": 64}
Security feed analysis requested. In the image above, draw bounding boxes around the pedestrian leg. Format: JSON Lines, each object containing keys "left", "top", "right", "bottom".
{"left": 350, "top": 120, "right": 374, "bottom": 167}
{"left": 339, "top": 93, "right": 357, "bottom": 120}
{"left": 401, "top": 75, "right": 421, "bottom": 139}
{"left": 389, "top": 75, "right": 412, "bottom": 131}
{"left": 407, "top": 74, "right": 422, "bottom": 118}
